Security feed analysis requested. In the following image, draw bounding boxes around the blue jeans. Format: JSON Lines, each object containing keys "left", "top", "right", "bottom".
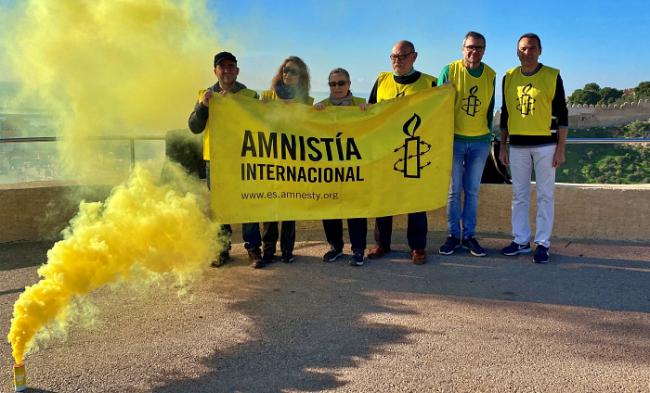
{"left": 206, "top": 161, "right": 261, "bottom": 250}
{"left": 447, "top": 140, "right": 489, "bottom": 239}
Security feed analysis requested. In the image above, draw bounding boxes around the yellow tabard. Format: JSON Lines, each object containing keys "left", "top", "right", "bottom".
{"left": 376, "top": 72, "right": 437, "bottom": 102}
{"left": 317, "top": 96, "right": 367, "bottom": 106}
{"left": 448, "top": 60, "right": 495, "bottom": 136}
{"left": 504, "top": 65, "right": 559, "bottom": 136}
{"left": 260, "top": 89, "right": 315, "bottom": 105}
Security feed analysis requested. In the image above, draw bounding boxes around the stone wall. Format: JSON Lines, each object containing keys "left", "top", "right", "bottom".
{"left": 568, "top": 99, "right": 650, "bottom": 128}
{"left": 1, "top": 182, "right": 648, "bottom": 244}
{"left": 493, "top": 99, "right": 650, "bottom": 130}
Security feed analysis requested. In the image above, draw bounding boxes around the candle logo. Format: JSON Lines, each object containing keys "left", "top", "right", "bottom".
{"left": 393, "top": 113, "right": 431, "bottom": 178}
{"left": 462, "top": 85, "right": 481, "bottom": 116}
{"left": 516, "top": 83, "right": 535, "bottom": 115}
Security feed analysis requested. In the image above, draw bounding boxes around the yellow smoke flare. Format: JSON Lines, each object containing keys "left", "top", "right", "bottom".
{"left": 8, "top": 163, "right": 219, "bottom": 364}
{"left": 1, "top": 0, "right": 231, "bottom": 365}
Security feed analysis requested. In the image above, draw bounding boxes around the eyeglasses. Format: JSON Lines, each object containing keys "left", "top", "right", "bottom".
{"left": 464, "top": 45, "right": 485, "bottom": 51}
{"left": 328, "top": 80, "right": 348, "bottom": 87}
{"left": 390, "top": 52, "right": 414, "bottom": 61}
{"left": 283, "top": 66, "right": 300, "bottom": 76}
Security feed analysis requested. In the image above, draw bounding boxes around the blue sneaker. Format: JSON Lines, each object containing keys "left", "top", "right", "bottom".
{"left": 323, "top": 248, "right": 343, "bottom": 262}
{"left": 350, "top": 250, "right": 365, "bottom": 266}
{"left": 533, "top": 245, "right": 550, "bottom": 264}
{"left": 438, "top": 235, "right": 461, "bottom": 255}
{"left": 501, "top": 241, "right": 531, "bottom": 256}
{"left": 462, "top": 237, "right": 487, "bottom": 257}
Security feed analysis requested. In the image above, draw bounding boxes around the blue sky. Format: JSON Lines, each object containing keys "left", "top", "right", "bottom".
{"left": 208, "top": 0, "right": 650, "bottom": 98}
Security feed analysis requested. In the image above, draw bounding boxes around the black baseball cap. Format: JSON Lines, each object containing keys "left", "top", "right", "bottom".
{"left": 214, "top": 51, "right": 237, "bottom": 67}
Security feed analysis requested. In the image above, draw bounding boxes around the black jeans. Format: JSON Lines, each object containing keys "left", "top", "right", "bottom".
{"left": 374, "top": 212, "right": 427, "bottom": 251}
{"left": 207, "top": 161, "right": 261, "bottom": 250}
{"left": 262, "top": 221, "right": 295, "bottom": 255}
{"left": 322, "top": 218, "right": 367, "bottom": 253}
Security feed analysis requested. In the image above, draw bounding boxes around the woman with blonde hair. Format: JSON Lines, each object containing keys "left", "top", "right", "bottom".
{"left": 261, "top": 56, "right": 314, "bottom": 104}
{"left": 256, "top": 56, "right": 314, "bottom": 267}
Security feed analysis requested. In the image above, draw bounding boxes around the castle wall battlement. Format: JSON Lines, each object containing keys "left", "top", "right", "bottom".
{"left": 494, "top": 99, "right": 650, "bottom": 129}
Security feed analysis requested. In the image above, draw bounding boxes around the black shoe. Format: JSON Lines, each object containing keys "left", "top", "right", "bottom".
{"left": 438, "top": 235, "right": 461, "bottom": 255}
{"left": 210, "top": 251, "right": 231, "bottom": 268}
{"left": 533, "top": 245, "right": 550, "bottom": 264}
{"left": 501, "top": 241, "right": 531, "bottom": 256}
{"left": 462, "top": 237, "right": 487, "bottom": 257}
{"left": 323, "top": 248, "right": 343, "bottom": 262}
{"left": 350, "top": 250, "right": 364, "bottom": 266}
{"left": 247, "top": 247, "right": 262, "bottom": 263}
{"left": 281, "top": 252, "right": 295, "bottom": 263}
{"left": 262, "top": 253, "right": 275, "bottom": 264}
{"left": 251, "top": 259, "right": 266, "bottom": 269}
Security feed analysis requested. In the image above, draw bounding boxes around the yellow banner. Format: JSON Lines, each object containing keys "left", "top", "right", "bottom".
{"left": 209, "top": 85, "right": 454, "bottom": 223}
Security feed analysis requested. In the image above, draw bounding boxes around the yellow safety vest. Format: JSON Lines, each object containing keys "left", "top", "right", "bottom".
{"left": 504, "top": 65, "right": 559, "bottom": 136}
{"left": 448, "top": 60, "right": 495, "bottom": 136}
{"left": 376, "top": 72, "right": 437, "bottom": 102}
{"left": 198, "top": 87, "right": 258, "bottom": 160}
{"left": 260, "top": 89, "right": 315, "bottom": 105}
{"left": 317, "top": 96, "right": 366, "bottom": 106}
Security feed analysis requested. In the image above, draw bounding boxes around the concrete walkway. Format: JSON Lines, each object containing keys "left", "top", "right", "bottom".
{"left": 1, "top": 234, "right": 649, "bottom": 392}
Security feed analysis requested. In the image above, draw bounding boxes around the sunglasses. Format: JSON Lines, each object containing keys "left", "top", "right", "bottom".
{"left": 389, "top": 52, "right": 414, "bottom": 61}
{"left": 328, "top": 80, "right": 348, "bottom": 87}
{"left": 283, "top": 67, "right": 300, "bottom": 76}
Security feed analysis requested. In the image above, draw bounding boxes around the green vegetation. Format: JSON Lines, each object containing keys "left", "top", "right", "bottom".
{"left": 569, "top": 81, "right": 650, "bottom": 105}
{"left": 558, "top": 121, "right": 650, "bottom": 184}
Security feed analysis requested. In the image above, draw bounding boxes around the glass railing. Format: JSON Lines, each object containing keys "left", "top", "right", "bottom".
{"left": 0, "top": 135, "right": 166, "bottom": 184}
{"left": 1, "top": 134, "right": 649, "bottom": 185}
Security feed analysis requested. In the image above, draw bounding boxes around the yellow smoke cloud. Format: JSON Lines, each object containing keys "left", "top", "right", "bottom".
{"left": 1, "top": 0, "right": 219, "bottom": 181}
{"left": 2, "top": 0, "right": 231, "bottom": 364}
{"left": 8, "top": 163, "right": 220, "bottom": 364}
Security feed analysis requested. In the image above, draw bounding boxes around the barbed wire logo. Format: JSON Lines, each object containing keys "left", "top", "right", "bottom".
{"left": 516, "top": 83, "right": 536, "bottom": 115}
{"left": 462, "top": 85, "right": 481, "bottom": 116}
{"left": 393, "top": 113, "right": 431, "bottom": 178}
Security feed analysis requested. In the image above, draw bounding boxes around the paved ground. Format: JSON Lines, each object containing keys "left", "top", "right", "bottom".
{"left": 1, "top": 233, "right": 649, "bottom": 392}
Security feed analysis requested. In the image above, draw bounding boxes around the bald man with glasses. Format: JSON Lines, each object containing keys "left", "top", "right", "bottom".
{"left": 366, "top": 40, "right": 438, "bottom": 265}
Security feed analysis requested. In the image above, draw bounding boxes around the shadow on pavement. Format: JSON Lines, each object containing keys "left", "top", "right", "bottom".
{"left": 151, "top": 254, "right": 422, "bottom": 392}
{"left": 0, "top": 241, "right": 52, "bottom": 271}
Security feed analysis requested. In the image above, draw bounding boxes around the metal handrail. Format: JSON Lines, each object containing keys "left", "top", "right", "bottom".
{"left": 0, "top": 135, "right": 165, "bottom": 169}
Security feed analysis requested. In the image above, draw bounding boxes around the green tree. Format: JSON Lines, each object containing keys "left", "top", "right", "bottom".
{"left": 569, "top": 88, "right": 600, "bottom": 105}
{"left": 584, "top": 82, "right": 601, "bottom": 91}
{"left": 598, "top": 87, "right": 623, "bottom": 104}
{"left": 635, "top": 81, "right": 650, "bottom": 99}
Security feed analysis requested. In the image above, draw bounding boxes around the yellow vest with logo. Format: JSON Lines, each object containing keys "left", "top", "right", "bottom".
{"left": 376, "top": 72, "right": 437, "bottom": 102}
{"left": 317, "top": 96, "right": 366, "bottom": 106}
{"left": 260, "top": 89, "right": 315, "bottom": 105}
{"left": 504, "top": 65, "right": 559, "bottom": 136}
{"left": 449, "top": 60, "right": 496, "bottom": 136}
{"left": 198, "top": 87, "right": 258, "bottom": 160}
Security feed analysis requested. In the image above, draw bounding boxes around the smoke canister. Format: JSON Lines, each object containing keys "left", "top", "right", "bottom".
{"left": 13, "top": 363, "right": 26, "bottom": 392}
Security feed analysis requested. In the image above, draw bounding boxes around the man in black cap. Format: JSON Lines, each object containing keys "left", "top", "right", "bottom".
{"left": 188, "top": 52, "right": 264, "bottom": 268}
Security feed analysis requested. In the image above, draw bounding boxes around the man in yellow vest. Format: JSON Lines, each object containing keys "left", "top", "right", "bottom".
{"left": 366, "top": 40, "right": 438, "bottom": 265}
{"left": 498, "top": 33, "right": 568, "bottom": 264}
{"left": 188, "top": 51, "right": 264, "bottom": 268}
{"left": 437, "top": 31, "right": 495, "bottom": 258}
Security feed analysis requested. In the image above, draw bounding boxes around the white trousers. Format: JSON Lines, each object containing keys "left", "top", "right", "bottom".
{"left": 509, "top": 144, "right": 556, "bottom": 248}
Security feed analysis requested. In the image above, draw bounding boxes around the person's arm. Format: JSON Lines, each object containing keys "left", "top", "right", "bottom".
{"left": 437, "top": 65, "right": 450, "bottom": 86}
{"left": 498, "top": 75, "right": 509, "bottom": 166}
{"left": 552, "top": 74, "right": 569, "bottom": 167}
{"left": 487, "top": 76, "right": 495, "bottom": 131}
{"left": 368, "top": 79, "right": 379, "bottom": 104}
{"left": 188, "top": 96, "right": 209, "bottom": 134}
